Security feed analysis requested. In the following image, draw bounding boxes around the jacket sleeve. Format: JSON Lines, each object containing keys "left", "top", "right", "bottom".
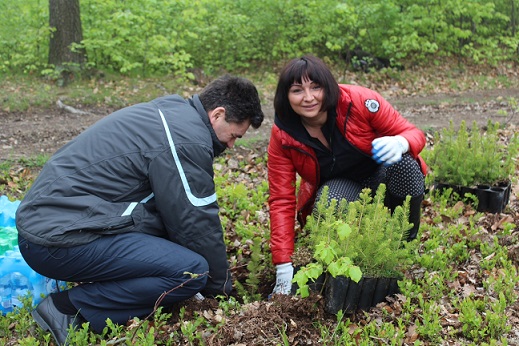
{"left": 369, "top": 90, "right": 425, "bottom": 158}
{"left": 149, "top": 145, "right": 232, "bottom": 296}
{"left": 345, "top": 85, "right": 426, "bottom": 159}
{"left": 267, "top": 126, "right": 298, "bottom": 265}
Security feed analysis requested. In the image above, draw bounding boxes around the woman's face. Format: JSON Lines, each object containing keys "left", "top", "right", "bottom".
{"left": 288, "top": 77, "right": 325, "bottom": 120}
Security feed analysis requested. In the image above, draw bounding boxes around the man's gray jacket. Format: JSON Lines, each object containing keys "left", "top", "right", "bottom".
{"left": 16, "top": 94, "right": 231, "bottom": 295}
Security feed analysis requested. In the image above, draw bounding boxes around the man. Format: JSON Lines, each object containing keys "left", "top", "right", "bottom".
{"left": 15, "top": 75, "right": 264, "bottom": 345}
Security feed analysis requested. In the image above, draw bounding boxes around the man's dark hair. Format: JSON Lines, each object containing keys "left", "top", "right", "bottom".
{"left": 199, "top": 75, "right": 264, "bottom": 129}
{"left": 274, "top": 55, "right": 339, "bottom": 122}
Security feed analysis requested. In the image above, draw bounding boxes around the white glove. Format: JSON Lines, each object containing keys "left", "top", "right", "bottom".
{"left": 372, "top": 135, "right": 409, "bottom": 166}
{"left": 272, "top": 262, "right": 294, "bottom": 295}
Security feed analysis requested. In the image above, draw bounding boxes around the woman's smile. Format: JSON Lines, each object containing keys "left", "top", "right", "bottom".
{"left": 288, "top": 78, "right": 325, "bottom": 120}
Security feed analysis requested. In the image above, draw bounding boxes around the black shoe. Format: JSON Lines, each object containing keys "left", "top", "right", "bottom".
{"left": 31, "top": 295, "right": 83, "bottom": 346}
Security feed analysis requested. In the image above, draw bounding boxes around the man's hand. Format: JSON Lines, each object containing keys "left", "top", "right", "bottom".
{"left": 272, "top": 262, "right": 294, "bottom": 295}
{"left": 372, "top": 135, "right": 409, "bottom": 166}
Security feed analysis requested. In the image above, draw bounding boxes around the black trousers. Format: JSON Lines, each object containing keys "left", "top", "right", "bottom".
{"left": 18, "top": 232, "right": 208, "bottom": 332}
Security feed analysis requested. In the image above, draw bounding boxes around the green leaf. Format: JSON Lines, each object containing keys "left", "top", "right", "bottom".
{"left": 327, "top": 261, "right": 341, "bottom": 278}
{"left": 306, "top": 263, "right": 324, "bottom": 280}
{"left": 336, "top": 222, "right": 352, "bottom": 241}
{"left": 293, "top": 263, "right": 323, "bottom": 298}
{"left": 315, "top": 241, "right": 336, "bottom": 264}
{"left": 297, "top": 285, "right": 310, "bottom": 298}
{"left": 349, "top": 266, "right": 362, "bottom": 283}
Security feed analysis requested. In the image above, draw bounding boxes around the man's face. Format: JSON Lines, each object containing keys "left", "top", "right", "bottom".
{"left": 210, "top": 107, "right": 251, "bottom": 148}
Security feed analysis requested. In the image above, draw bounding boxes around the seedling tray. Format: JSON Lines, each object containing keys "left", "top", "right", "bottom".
{"left": 435, "top": 181, "right": 511, "bottom": 213}
{"left": 324, "top": 276, "right": 400, "bottom": 314}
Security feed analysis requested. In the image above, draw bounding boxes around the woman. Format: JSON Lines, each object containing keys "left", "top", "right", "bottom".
{"left": 268, "top": 55, "right": 427, "bottom": 295}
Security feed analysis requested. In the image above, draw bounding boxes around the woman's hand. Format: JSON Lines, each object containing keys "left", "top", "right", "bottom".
{"left": 371, "top": 135, "right": 409, "bottom": 166}
{"left": 272, "top": 262, "right": 294, "bottom": 295}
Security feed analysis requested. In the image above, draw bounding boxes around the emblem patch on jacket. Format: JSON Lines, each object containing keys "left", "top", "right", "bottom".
{"left": 364, "top": 99, "right": 380, "bottom": 113}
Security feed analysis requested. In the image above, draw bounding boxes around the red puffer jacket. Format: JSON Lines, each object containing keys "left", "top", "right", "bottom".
{"left": 267, "top": 84, "right": 427, "bottom": 265}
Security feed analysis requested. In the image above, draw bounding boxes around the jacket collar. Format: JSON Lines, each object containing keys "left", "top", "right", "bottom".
{"left": 190, "top": 95, "right": 226, "bottom": 157}
{"left": 274, "top": 109, "right": 337, "bottom": 150}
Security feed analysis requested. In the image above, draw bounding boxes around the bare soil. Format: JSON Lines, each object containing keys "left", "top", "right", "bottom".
{"left": 1, "top": 88, "right": 519, "bottom": 160}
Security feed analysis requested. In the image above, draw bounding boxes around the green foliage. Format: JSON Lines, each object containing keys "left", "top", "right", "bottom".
{"left": 243, "top": 236, "right": 266, "bottom": 301}
{"left": 483, "top": 261, "right": 519, "bottom": 307}
{"left": 0, "top": 1, "right": 49, "bottom": 74}
{"left": 214, "top": 152, "right": 272, "bottom": 303}
{"left": 457, "top": 294, "right": 511, "bottom": 341}
{"left": 177, "top": 308, "right": 206, "bottom": 344}
{"left": 415, "top": 298, "right": 443, "bottom": 341}
{"left": 424, "top": 119, "right": 519, "bottom": 186}
{"left": 294, "top": 184, "right": 415, "bottom": 298}
{"left": 0, "top": 0, "right": 518, "bottom": 76}
{"left": 80, "top": 0, "right": 193, "bottom": 78}
{"left": 417, "top": 207, "right": 483, "bottom": 272}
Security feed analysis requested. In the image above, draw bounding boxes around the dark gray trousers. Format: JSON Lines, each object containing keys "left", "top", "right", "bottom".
{"left": 18, "top": 232, "right": 208, "bottom": 332}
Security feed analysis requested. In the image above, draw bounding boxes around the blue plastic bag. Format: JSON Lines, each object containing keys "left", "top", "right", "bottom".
{"left": 0, "top": 195, "right": 20, "bottom": 228}
{"left": 0, "top": 197, "right": 67, "bottom": 315}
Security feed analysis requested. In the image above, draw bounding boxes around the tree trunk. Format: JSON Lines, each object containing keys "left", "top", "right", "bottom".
{"left": 48, "top": 0, "right": 86, "bottom": 83}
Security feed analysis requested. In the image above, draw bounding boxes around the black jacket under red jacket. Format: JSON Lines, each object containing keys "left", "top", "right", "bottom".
{"left": 267, "top": 84, "right": 427, "bottom": 265}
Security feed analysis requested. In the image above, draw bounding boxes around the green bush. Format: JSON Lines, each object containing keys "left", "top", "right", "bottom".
{"left": 1, "top": 0, "right": 518, "bottom": 76}
{"left": 293, "top": 184, "right": 415, "bottom": 297}
{"left": 424, "top": 120, "right": 519, "bottom": 186}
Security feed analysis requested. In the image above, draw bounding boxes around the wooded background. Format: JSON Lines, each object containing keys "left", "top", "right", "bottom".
{"left": 0, "top": 0, "right": 518, "bottom": 80}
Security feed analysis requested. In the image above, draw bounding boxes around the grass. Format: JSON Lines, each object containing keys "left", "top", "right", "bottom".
{"left": 2, "top": 59, "right": 519, "bottom": 113}
{"left": 0, "top": 70, "right": 279, "bottom": 113}
{"left": 0, "top": 73, "right": 195, "bottom": 112}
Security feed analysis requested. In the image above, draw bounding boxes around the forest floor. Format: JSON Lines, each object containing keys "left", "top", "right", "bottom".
{"left": 1, "top": 87, "right": 519, "bottom": 160}
{"left": 1, "top": 73, "right": 519, "bottom": 345}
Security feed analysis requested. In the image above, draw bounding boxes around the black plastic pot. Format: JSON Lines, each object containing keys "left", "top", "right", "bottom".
{"left": 324, "top": 276, "right": 400, "bottom": 314}
{"left": 434, "top": 181, "right": 511, "bottom": 213}
{"left": 324, "top": 275, "right": 350, "bottom": 313}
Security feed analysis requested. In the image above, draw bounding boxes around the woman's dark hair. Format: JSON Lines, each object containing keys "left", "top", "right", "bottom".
{"left": 199, "top": 74, "right": 264, "bottom": 129}
{"left": 274, "top": 55, "right": 339, "bottom": 122}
